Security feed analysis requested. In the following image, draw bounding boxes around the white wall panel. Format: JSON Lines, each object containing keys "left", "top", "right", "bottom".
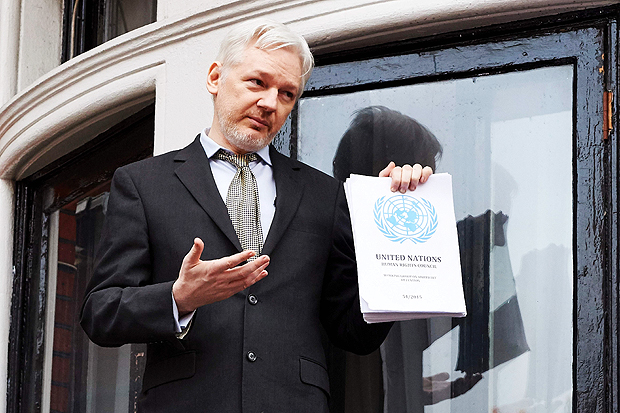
{"left": 17, "top": 0, "right": 63, "bottom": 92}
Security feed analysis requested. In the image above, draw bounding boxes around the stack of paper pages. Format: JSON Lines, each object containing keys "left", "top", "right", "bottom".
{"left": 344, "top": 173, "right": 466, "bottom": 323}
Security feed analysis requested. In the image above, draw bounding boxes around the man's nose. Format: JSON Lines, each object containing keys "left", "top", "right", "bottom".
{"left": 257, "top": 89, "right": 278, "bottom": 112}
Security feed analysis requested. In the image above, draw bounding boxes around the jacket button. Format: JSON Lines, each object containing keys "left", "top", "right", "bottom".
{"left": 248, "top": 294, "right": 258, "bottom": 305}
{"left": 247, "top": 351, "right": 257, "bottom": 362}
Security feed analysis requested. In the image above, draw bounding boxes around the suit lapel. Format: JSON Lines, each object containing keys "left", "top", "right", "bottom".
{"left": 173, "top": 137, "right": 242, "bottom": 251}
{"left": 172, "top": 139, "right": 304, "bottom": 256}
{"left": 262, "top": 146, "right": 305, "bottom": 256}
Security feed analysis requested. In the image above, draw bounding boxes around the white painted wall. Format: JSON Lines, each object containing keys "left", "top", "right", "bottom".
{"left": 0, "top": 179, "right": 14, "bottom": 413}
{"left": 0, "top": 0, "right": 21, "bottom": 106}
{"left": 4, "top": 0, "right": 619, "bottom": 174}
{"left": 17, "top": 0, "right": 63, "bottom": 92}
{"left": 0, "top": 0, "right": 618, "bottom": 411}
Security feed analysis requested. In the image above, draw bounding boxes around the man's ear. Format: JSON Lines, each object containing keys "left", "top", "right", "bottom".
{"left": 206, "top": 61, "right": 223, "bottom": 96}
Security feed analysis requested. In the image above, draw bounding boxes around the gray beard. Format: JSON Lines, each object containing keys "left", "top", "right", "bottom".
{"left": 217, "top": 107, "right": 276, "bottom": 153}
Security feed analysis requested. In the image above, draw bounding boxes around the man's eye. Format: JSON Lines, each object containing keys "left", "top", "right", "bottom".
{"left": 283, "top": 91, "right": 295, "bottom": 100}
{"left": 250, "top": 79, "right": 264, "bottom": 86}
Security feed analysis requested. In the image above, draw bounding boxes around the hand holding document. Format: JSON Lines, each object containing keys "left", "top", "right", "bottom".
{"left": 344, "top": 173, "right": 466, "bottom": 323}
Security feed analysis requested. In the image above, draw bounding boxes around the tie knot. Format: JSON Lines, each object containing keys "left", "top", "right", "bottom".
{"left": 215, "top": 150, "right": 259, "bottom": 169}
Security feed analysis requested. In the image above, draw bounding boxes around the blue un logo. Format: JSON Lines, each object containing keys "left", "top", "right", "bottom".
{"left": 374, "top": 194, "right": 438, "bottom": 243}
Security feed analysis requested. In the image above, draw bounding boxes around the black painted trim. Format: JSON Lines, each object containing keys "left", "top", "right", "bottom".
{"left": 7, "top": 104, "right": 155, "bottom": 412}
{"left": 296, "top": 11, "right": 619, "bottom": 413}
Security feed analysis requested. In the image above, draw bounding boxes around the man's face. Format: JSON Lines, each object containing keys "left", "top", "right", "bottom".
{"left": 207, "top": 45, "right": 302, "bottom": 154}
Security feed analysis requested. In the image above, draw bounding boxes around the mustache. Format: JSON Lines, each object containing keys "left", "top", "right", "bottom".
{"left": 247, "top": 112, "right": 271, "bottom": 128}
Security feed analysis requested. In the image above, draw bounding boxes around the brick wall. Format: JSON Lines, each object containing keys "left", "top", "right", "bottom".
{"left": 50, "top": 206, "right": 77, "bottom": 413}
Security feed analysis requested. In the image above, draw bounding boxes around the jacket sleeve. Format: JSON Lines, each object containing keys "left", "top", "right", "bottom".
{"left": 319, "top": 184, "right": 393, "bottom": 355}
{"left": 80, "top": 167, "right": 180, "bottom": 347}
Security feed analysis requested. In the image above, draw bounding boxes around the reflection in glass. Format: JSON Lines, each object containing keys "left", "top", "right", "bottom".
{"left": 104, "top": 0, "right": 157, "bottom": 41}
{"left": 298, "top": 66, "right": 573, "bottom": 412}
{"left": 66, "top": 0, "right": 156, "bottom": 61}
{"left": 47, "top": 184, "right": 145, "bottom": 412}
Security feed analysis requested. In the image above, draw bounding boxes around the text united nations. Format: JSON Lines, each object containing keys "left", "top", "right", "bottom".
{"left": 375, "top": 254, "right": 442, "bottom": 269}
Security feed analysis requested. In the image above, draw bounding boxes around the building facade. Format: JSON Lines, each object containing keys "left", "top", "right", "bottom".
{"left": 1, "top": 0, "right": 619, "bottom": 411}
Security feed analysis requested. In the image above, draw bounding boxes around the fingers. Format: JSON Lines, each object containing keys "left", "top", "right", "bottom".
{"left": 407, "top": 164, "right": 422, "bottom": 191}
{"left": 420, "top": 166, "right": 433, "bottom": 184}
{"left": 211, "top": 250, "right": 257, "bottom": 273}
{"left": 175, "top": 246, "right": 271, "bottom": 311}
{"left": 422, "top": 372, "right": 452, "bottom": 405}
{"left": 389, "top": 164, "right": 419, "bottom": 193}
{"left": 246, "top": 267, "right": 269, "bottom": 289}
{"left": 384, "top": 163, "right": 434, "bottom": 192}
{"left": 215, "top": 253, "right": 270, "bottom": 286}
{"left": 228, "top": 255, "right": 270, "bottom": 288}
{"left": 378, "top": 161, "right": 396, "bottom": 178}
{"left": 184, "top": 238, "right": 205, "bottom": 265}
{"left": 451, "top": 373, "right": 483, "bottom": 397}
{"left": 428, "top": 372, "right": 450, "bottom": 382}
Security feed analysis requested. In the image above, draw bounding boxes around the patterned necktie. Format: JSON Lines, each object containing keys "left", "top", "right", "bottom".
{"left": 215, "top": 150, "right": 263, "bottom": 260}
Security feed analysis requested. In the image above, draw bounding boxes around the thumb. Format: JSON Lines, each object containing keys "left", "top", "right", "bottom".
{"left": 185, "top": 237, "right": 204, "bottom": 264}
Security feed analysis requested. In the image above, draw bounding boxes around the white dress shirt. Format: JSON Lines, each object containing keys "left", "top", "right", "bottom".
{"left": 173, "top": 129, "right": 278, "bottom": 333}
{"left": 199, "top": 129, "right": 276, "bottom": 236}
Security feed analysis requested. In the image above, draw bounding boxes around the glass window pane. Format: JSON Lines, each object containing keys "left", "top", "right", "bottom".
{"left": 104, "top": 0, "right": 157, "bottom": 41}
{"left": 64, "top": 0, "right": 156, "bottom": 60}
{"left": 298, "top": 65, "right": 573, "bottom": 412}
{"left": 47, "top": 184, "right": 145, "bottom": 413}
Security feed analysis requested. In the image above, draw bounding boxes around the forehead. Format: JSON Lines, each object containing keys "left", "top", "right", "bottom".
{"left": 233, "top": 46, "right": 303, "bottom": 86}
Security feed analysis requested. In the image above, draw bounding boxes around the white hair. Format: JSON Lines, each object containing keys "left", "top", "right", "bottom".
{"left": 216, "top": 20, "right": 314, "bottom": 94}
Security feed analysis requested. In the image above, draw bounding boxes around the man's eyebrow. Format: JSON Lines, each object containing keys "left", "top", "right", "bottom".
{"left": 245, "top": 69, "right": 271, "bottom": 79}
{"left": 245, "top": 69, "right": 265, "bottom": 77}
{"left": 247, "top": 70, "right": 299, "bottom": 93}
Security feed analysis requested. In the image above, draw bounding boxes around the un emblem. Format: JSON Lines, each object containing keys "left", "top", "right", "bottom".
{"left": 374, "top": 194, "right": 438, "bottom": 243}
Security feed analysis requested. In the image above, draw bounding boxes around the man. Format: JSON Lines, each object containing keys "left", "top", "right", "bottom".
{"left": 81, "top": 21, "right": 432, "bottom": 412}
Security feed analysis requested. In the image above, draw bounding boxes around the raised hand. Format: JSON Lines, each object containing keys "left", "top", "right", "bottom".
{"left": 379, "top": 161, "right": 433, "bottom": 193}
{"left": 423, "top": 372, "right": 483, "bottom": 405}
{"left": 172, "top": 238, "right": 270, "bottom": 315}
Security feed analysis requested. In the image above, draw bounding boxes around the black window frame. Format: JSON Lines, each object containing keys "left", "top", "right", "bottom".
{"left": 8, "top": 105, "right": 155, "bottom": 413}
{"left": 285, "top": 7, "right": 620, "bottom": 412}
{"left": 61, "top": 0, "right": 157, "bottom": 62}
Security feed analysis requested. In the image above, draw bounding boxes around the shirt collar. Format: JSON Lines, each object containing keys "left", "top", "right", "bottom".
{"left": 200, "top": 128, "right": 272, "bottom": 166}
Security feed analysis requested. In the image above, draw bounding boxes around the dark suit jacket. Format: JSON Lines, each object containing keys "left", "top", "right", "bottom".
{"left": 80, "top": 137, "right": 391, "bottom": 412}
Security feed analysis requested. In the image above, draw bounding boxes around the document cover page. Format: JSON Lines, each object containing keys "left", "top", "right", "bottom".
{"left": 344, "top": 173, "right": 466, "bottom": 322}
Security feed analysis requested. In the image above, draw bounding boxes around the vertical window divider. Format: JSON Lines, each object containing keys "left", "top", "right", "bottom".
{"left": 602, "top": 17, "right": 619, "bottom": 413}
